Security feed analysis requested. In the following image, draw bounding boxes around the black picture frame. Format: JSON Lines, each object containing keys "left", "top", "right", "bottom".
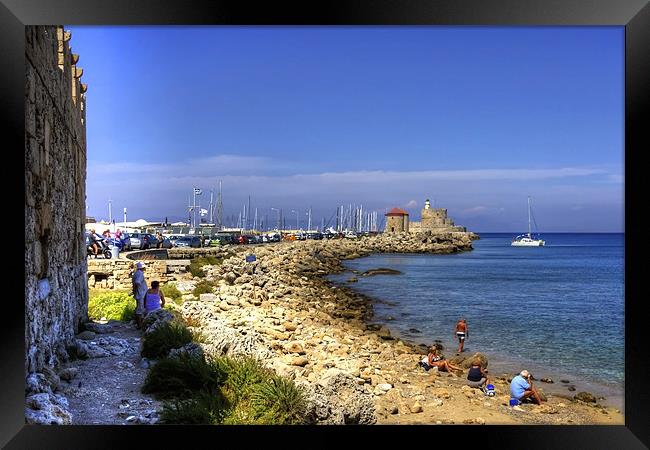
{"left": 2, "top": 0, "right": 648, "bottom": 448}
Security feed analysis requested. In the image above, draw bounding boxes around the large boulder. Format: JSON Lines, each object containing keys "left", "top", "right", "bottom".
{"left": 168, "top": 342, "right": 205, "bottom": 360}
{"left": 25, "top": 392, "right": 72, "bottom": 425}
{"left": 143, "top": 309, "right": 175, "bottom": 334}
{"left": 197, "top": 319, "right": 274, "bottom": 360}
{"left": 449, "top": 352, "right": 488, "bottom": 369}
{"left": 360, "top": 268, "right": 402, "bottom": 277}
{"left": 300, "top": 368, "right": 376, "bottom": 425}
{"left": 574, "top": 391, "right": 597, "bottom": 403}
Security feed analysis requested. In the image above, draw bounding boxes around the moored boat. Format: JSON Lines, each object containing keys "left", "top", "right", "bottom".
{"left": 512, "top": 196, "right": 545, "bottom": 246}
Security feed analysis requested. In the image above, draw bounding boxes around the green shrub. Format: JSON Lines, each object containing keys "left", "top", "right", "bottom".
{"left": 142, "top": 353, "right": 228, "bottom": 399}
{"left": 141, "top": 321, "right": 194, "bottom": 359}
{"left": 250, "top": 377, "right": 307, "bottom": 424}
{"left": 221, "top": 356, "right": 273, "bottom": 404}
{"left": 159, "top": 391, "right": 229, "bottom": 424}
{"left": 196, "top": 256, "right": 223, "bottom": 266}
{"left": 188, "top": 262, "right": 206, "bottom": 278}
{"left": 192, "top": 280, "right": 217, "bottom": 296}
{"left": 160, "top": 282, "right": 183, "bottom": 305}
{"left": 188, "top": 256, "right": 223, "bottom": 278}
{"left": 87, "top": 291, "right": 136, "bottom": 322}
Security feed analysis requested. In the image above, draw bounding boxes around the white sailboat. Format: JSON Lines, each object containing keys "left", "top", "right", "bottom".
{"left": 511, "top": 196, "right": 545, "bottom": 247}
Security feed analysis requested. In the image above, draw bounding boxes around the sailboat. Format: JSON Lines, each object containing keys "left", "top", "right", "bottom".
{"left": 511, "top": 196, "right": 545, "bottom": 247}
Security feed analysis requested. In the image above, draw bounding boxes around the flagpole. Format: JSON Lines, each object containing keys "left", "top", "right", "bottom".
{"left": 193, "top": 188, "right": 196, "bottom": 229}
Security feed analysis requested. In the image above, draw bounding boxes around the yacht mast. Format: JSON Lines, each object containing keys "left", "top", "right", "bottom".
{"left": 528, "top": 195, "right": 532, "bottom": 237}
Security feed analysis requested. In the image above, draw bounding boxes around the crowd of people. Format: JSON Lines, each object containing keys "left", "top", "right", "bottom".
{"left": 418, "top": 318, "right": 545, "bottom": 408}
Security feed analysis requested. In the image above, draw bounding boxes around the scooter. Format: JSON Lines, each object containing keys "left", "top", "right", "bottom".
{"left": 87, "top": 237, "right": 112, "bottom": 259}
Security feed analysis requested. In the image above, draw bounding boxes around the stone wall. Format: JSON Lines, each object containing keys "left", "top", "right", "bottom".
{"left": 87, "top": 259, "right": 193, "bottom": 290}
{"left": 410, "top": 207, "right": 467, "bottom": 233}
{"left": 25, "top": 26, "right": 88, "bottom": 374}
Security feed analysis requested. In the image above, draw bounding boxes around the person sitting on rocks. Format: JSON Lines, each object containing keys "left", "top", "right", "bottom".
{"left": 420, "top": 346, "right": 463, "bottom": 373}
{"left": 510, "top": 370, "right": 543, "bottom": 405}
{"left": 144, "top": 280, "right": 166, "bottom": 314}
{"left": 466, "top": 358, "right": 489, "bottom": 389}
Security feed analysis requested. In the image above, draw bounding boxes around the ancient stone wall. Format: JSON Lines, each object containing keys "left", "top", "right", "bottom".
{"left": 87, "top": 259, "right": 192, "bottom": 290}
{"left": 410, "top": 207, "right": 467, "bottom": 233}
{"left": 25, "top": 26, "right": 88, "bottom": 374}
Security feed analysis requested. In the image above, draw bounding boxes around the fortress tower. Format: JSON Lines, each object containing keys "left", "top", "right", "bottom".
{"left": 384, "top": 207, "right": 409, "bottom": 233}
{"left": 408, "top": 198, "right": 466, "bottom": 233}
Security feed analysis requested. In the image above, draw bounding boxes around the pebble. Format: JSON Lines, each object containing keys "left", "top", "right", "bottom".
{"left": 411, "top": 401, "right": 423, "bottom": 413}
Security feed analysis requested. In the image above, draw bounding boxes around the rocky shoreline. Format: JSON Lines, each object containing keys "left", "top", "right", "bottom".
{"left": 170, "top": 231, "right": 621, "bottom": 425}
{"left": 25, "top": 231, "right": 623, "bottom": 425}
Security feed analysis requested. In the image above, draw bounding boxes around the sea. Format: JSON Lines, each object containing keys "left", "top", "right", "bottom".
{"left": 328, "top": 233, "right": 624, "bottom": 408}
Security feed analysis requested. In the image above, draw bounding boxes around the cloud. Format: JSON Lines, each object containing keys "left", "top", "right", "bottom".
{"left": 462, "top": 206, "right": 488, "bottom": 214}
{"left": 86, "top": 160, "right": 623, "bottom": 232}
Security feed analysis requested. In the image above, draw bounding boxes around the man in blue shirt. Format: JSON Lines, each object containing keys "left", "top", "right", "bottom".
{"left": 510, "top": 370, "right": 543, "bottom": 405}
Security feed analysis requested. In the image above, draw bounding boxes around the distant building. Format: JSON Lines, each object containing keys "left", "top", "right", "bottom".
{"left": 384, "top": 207, "right": 409, "bottom": 233}
{"left": 409, "top": 198, "right": 466, "bottom": 233}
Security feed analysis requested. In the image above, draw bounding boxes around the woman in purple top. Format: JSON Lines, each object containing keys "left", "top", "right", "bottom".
{"left": 144, "top": 280, "right": 166, "bottom": 314}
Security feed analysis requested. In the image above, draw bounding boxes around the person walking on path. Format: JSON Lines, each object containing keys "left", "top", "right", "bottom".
{"left": 131, "top": 262, "right": 147, "bottom": 330}
{"left": 454, "top": 319, "right": 468, "bottom": 353}
{"left": 155, "top": 232, "right": 164, "bottom": 249}
{"left": 144, "top": 280, "right": 166, "bottom": 314}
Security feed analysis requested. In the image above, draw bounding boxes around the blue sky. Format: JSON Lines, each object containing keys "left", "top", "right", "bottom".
{"left": 69, "top": 26, "right": 624, "bottom": 232}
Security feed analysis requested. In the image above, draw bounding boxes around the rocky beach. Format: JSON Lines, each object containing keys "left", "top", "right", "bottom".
{"left": 27, "top": 231, "right": 623, "bottom": 425}
{"left": 161, "top": 231, "right": 622, "bottom": 425}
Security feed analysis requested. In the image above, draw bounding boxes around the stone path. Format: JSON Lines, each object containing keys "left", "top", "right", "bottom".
{"left": 60, "top": 320, "right": 162, "bottom": 425}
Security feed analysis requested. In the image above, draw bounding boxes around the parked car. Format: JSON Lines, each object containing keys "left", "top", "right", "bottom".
{"left": 294, "top": 232, "right": 306, "bottom": 241}
{"left": 121, "top": 232, "right": 142, "bottom": 251}
{"left": 165, "top": 234, "right": 185, "bottom": 247}
{"left": 159, "top": 237, "right": 173, "bottom": 249}
{"left": 245, "top": 235, "right": 262, "bottom": 244}
{"left": 174, "top": 236, "right": 202, "bottom": 248}
{"left": 306, "top": 232, "right": 323, "bottom": 240}
{"left": 266, "top": 233, "right": 281, "bottom": 242}
{"left": 344, "top": 231, "right": 358, "bottom": 239}
{"left": 209, "top": 234, "right": 235, "bottom": 246}
{"left": 143, "top": 233, "right": 159, "bottom": 249}
{"left": 236, "top": 235, "right": 248, "bottom": 245}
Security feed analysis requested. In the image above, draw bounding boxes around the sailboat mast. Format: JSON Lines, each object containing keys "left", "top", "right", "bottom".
{"left": 528, "top": 196, "right": 531, "bottom": 237}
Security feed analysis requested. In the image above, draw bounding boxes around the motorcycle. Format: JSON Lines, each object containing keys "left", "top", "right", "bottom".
{"left": 87, "top": 236, "right": 112, "bottom": 259}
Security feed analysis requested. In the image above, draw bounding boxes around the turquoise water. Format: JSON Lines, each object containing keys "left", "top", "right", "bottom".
{"left": 329, "top": 233, "right": 624, "bottom": 394}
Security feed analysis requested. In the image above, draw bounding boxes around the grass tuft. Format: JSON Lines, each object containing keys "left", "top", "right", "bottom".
{"left": 192, "top": 279, "right": 217, "bottom": 296}
{"left": 141, "top": 321, "right": 194, "bottom": 359}
{"left": 188, "top": 256, "right": 223, "bottom": 278}
{"left": 160, "top": 282, "right": 184, "bottom": 305}
{"left": 250, "top": 376, "right": 308, "bottom": 424}
{"left": 142, "top": 353, "right": 228, "bottom": 399}
{"left": 159, "top": 391, "right": 229, "bottom": 424}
